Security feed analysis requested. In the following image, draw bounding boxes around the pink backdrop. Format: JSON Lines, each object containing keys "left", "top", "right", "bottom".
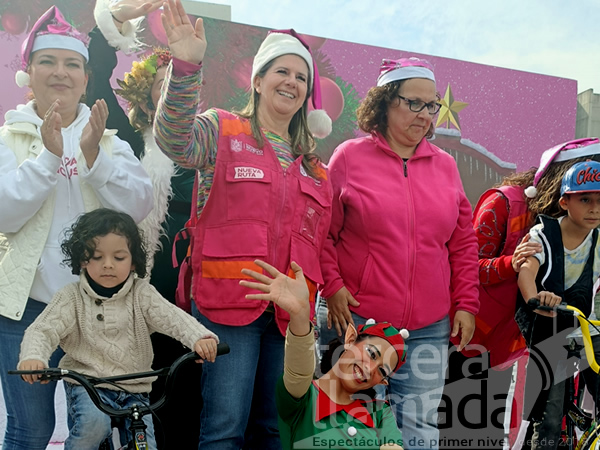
{"left": 0, "top": 1, "right": 577, "bottom": 175}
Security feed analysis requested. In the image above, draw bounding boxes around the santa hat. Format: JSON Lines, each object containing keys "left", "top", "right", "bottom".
{"left": 15, "top": 6, "right": 89, "bottom": 88}
{"left": 251, "top": 29, "right": 332, "bottom": 139}
{"left": 524, "top": 137, "right": 600, "bottom": 198}
{"left": 358, "top": 318, "right": 409, "bottom": 373}
{"left": 376, "top": 57, "right": 436, "bottom": 87}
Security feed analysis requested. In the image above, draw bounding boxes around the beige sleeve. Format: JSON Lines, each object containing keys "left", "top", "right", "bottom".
{"left": 283, "top": 324, "right": 316, "bottom": 399}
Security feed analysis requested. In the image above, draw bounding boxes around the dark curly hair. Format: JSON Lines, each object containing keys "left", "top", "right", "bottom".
{"left": 61, "top": 208, "right": 147, "bottom": 278}
{"left": 356, "top": 79, "right": 438, "bottom": 139}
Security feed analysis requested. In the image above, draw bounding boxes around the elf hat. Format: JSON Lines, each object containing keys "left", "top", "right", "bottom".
{"left": 358, "top": 319, "right": 409, "bottom": 373}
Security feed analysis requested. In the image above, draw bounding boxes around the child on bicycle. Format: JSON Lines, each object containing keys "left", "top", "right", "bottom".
{"left": 516, "top": 158, "right": 600, "bottom": 450}
{"left": 17, "top": 208, "right": 218, "bottom": 449}
{"left": 239, "top": 259, "right": 405, "bottom": 449}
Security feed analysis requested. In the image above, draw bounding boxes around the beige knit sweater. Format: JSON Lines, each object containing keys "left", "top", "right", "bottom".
{"left": 19, "top": 272, "right": 218, "bottom": 393}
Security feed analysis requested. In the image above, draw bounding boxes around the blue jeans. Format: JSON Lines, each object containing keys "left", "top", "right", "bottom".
{"left": 316, "top": 299, "right": 450, "bottom": 450}
{"left": 0, "top": 299, "right": 64, "bottom": 450}
{"left": 63, "top": 382, "right": 156, "bottom": 450}
{"left": 192, "top": 304, "right": 284, "bottom": 450}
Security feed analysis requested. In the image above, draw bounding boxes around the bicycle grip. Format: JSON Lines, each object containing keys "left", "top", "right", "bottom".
{"left": 527, "top": 298, "right": 541, "bottom": 308}
{"left": 527, "top": 298, "right": 571, "bottom": 314}
{"left": 216, "top": 342, "right": 230, "bottom": 356}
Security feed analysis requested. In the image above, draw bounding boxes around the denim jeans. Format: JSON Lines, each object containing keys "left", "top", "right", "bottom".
{"left": 0, "top": 299, "right": 64, "bottom": 450}
{"left": 316, "top": 299, "right": 450, "bottom": 450}
{"left": 192, "top": 304, "right": 284, "bottom": 450}
{"left": 63, "top": 382, "right": 156, "bottom": 450}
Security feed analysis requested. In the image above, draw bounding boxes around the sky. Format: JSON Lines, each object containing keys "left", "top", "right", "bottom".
{"left": 190, "top": 0, "right": 600, "bottom": 94}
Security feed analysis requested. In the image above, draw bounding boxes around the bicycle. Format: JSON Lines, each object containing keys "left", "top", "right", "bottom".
{"left": 8, "top": 342, "right": 230, "bottom": 450}
{"left": 525, "top": 299, "right": 600, "bottom": 450}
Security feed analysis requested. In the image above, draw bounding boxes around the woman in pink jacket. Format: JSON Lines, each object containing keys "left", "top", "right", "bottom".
{"left": 319, "top": 57, "right": 479, "bottom": 450}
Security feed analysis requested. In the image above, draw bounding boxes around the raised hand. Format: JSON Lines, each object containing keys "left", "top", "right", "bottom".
{"left": 41, "top": 100, "right": 64, "bottom": 158}
{"left": 161, "top": 0, "right": 206, "bottom": 64}
{"left": 240, "top": 260, "right": 311, "bottom": 335}
{"left": 80, "top": 99, "right": 109, "bottom": 168}
{"left": 108, "top": 0, "right": 163, "bottom": 24}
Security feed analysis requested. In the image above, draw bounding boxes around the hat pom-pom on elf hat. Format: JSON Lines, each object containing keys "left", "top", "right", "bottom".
{"left": 360, "top": 319, "right": 409, "bottom": 372}
{"left": 15, "top": 6, "right": 89, "bottom": 88}
{"left": 251, "top": 29, "right": 332, "bottom": 139}
{"left": 525, "top": 137, "right": 600, "bottom": 199}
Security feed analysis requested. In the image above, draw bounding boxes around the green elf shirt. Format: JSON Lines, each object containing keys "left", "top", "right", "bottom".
{"left": 276, "top": 332, "right": 403, "bottom": 450}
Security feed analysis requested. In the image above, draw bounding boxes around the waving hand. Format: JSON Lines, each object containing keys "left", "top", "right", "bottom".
{"left": 162, "top": 0, "right": 206, "bottom": 64}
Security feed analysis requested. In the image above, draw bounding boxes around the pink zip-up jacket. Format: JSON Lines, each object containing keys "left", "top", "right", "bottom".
{"left": 320, "top": 132, "right": 479, "bottom": 330}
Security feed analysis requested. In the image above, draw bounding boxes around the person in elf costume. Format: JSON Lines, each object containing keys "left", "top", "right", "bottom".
{"left": 240, "top": 259, "right": 406, "bottom": 450}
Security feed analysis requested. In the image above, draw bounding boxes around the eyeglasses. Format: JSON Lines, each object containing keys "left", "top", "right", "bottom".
{"left": 397, "top": 95, "right": 442, "bottom": 115}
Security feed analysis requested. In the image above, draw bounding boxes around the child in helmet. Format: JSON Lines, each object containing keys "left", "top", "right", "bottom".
{"left": 516, "top": 159, "right": 600, "bottom": 450}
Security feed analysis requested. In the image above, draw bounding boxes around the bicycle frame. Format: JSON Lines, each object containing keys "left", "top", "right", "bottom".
{"left": 527, "top": 300, "right": 600, "bottom": 450}
{"left": 565, "top": 304, "right": 600, "bottom": 374}
{"left": 9, "top": 343, "right": 230, "bottom": 449}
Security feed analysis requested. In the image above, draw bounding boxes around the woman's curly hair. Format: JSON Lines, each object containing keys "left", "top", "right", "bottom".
{"left": 114, "top": 48, "right": 172, "bottom": 131}
{"left": 356, "top": 80, "right": 437, "bottom": 139}
{"left": 495, "top": 155, "right": 600, "bottom": 223}
{"left": 528, "top": 156, "right": 600, "bottom": 218}
{"left": 61, "top": 208, "right": 147, "bottom": 278}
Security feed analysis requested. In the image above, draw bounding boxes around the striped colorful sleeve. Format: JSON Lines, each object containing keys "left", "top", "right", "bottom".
{"left": 153, "top": 61, "right": 219, "bottom": 170}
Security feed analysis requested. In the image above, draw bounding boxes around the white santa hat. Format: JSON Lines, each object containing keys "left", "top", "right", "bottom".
{"left": 251, "top": 29, "right": 332, "bottom": 139}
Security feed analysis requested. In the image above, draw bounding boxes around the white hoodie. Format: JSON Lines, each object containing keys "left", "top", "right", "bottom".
{"left": 0, "top": 101, "right": 153, "bottom": 311}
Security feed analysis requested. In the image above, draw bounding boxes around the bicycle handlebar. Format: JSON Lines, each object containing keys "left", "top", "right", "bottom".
{"left": 8, "top": 342, "right": 230, "bottom": 419}
{"left": 527, "top": 298, "right": 600, "bottom": 373}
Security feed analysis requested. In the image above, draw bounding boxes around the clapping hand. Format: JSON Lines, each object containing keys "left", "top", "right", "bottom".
{"left": 240, "top": 260, "right": 311, "bottom": 336}
{"left": 161, "top": 0, "right": 206, "bottom": 64}
{"left": 80, "top": 99, "right": 109, "bottom": 168}
{"left": 41, "top": 100, "right": 64, "bottom": 158}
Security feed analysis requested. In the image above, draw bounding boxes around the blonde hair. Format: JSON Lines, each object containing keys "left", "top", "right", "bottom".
{"left": 236, "top": 58, "right": 321, "bottom": 178}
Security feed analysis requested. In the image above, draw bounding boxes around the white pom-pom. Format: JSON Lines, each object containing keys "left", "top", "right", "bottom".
{"left": 307, "top": 109, "right": 332, "bottom": 139}
{"left": 15, "top": 70, "right": 30, "bottom": 88}
{"left": 365, "top": 318, "right": 376, "bottom": 325}
{"left": 400, "top": 329, "right": 409, "bottom": 339}
{"left": 524, "top": 185, "right": 537, "bottom": 198}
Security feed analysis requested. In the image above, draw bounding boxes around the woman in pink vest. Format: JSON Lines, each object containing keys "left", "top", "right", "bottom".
{"left": 153, "top": 0, "right": 332, "bottom": 448}
{"left": 318, "top": 57, "right": 480, "bottom": 450}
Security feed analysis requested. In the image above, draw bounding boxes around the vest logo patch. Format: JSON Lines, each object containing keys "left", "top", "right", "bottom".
{"left": 234, "top": 167, "right": 265, "bottom": 179}
{"left": 244, "top": 143, "right": 264, "bottom": 156}
{"left": 231, "top": 139, "right": 243, "bottom": 152}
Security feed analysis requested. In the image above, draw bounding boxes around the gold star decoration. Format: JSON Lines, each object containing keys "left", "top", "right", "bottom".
{"left": 436, "top": 83, "right": 468, "bottom": 131}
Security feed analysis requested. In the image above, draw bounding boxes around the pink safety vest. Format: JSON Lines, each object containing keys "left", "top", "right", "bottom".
{"left": 461, "top": 185, "right": 531, "bottom": 369}
{"left": 190, "top": 110, "right": 332, "bottom": 335}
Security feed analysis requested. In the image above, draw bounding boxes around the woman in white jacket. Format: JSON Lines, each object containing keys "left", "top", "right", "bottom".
{"left": 0, "top": 6, "right": 153, "bottom": 449}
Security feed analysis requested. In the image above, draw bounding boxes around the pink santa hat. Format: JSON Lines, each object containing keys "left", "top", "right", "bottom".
{"left": 15, "top": 6, "right": 89, "bottom": 88}
{"left": 376, "top": 57, "right": 436, "bottom": 86}
{"left": 524, "top": 137, "right": 600, "bottom": 198}
{"left": 251, "top": 29, "right": 332, "bottom": 139}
